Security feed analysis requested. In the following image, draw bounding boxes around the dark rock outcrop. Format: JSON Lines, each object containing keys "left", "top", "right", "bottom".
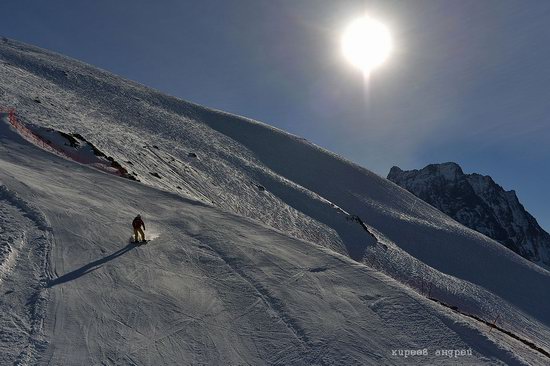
{"left": 388, "top": 162, "right": 550, "bottom": 270}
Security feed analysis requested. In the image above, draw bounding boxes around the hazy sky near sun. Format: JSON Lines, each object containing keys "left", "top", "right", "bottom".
{"left": 2, "top": 0, "right": 550, "bottom": 229}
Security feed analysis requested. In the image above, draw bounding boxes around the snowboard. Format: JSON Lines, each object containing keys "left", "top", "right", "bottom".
{"left": 129, "top": 237, "right": 149, "bottom": 245}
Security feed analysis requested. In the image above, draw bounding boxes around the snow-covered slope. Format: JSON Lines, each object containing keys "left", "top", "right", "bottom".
{"left": 1, "top": 37, "right": 550, "bottom": 365}
{"left": 387, "top": 163, "right": 550, "bottom": 270}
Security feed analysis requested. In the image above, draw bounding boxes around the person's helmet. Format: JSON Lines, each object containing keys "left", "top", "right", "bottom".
{"left": 137, "top": 214, "right": 141, "bottom": 218}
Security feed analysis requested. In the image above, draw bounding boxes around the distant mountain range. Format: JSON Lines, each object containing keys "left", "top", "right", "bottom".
{"left": 388, "top": 162, "right": 550, "bottom": 270}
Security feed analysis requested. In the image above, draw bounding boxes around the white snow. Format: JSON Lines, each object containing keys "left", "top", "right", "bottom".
{"left": 1, "top": 38, "right": 550, "bottom": 365}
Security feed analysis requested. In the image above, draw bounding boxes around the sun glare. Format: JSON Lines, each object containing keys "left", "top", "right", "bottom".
{"left": 342, "top": 16, "right": 393, "bottom": 75}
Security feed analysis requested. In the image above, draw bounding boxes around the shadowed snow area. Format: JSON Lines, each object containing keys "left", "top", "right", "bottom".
{"left": 1, "top": 38, "right": 550, "bottom": 365}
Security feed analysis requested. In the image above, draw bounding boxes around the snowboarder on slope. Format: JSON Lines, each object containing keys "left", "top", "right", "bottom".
{"left": 132, "top": 214, "right": 146, "bottom": 243}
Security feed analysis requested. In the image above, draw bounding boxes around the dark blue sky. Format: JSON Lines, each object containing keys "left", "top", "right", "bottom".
{"left": 2, "top": 0, "right": 550, "bottom": 229}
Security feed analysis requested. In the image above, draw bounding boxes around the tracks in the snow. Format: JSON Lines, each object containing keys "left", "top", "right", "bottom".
{"left": 196, "top": 233, "right": 330, "bottom": 366}
{"left": 0, "top": 185, "right": 52, "bottom": 365}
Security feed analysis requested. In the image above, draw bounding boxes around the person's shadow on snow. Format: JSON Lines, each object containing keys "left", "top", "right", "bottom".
{"left": 48, "top": 243, "right": 137, "bottom": 287}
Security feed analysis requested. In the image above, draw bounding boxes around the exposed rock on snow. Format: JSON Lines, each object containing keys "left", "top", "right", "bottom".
{"left": 388, "top": 162, "right": 550, "bottom": 270}
{"left": 2, "top": 110, "right": 135, "bottom": 180}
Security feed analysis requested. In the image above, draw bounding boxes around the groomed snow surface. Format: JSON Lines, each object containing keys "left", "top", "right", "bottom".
{"left": 1, "top": 38, "right": 550, "bottom": 365}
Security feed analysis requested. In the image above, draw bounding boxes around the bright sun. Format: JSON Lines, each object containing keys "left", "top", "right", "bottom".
{"left": 341, "top": 16, "right": 393, "bottom": 75}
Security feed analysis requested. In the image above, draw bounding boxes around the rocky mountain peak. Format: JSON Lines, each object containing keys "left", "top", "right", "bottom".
{"left": 388, "top": 162, "right": 550, "bottom": 270}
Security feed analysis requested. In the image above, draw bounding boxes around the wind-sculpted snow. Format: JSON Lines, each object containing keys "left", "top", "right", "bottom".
{"left": 1, "top": 37, "right": 550, "bottom": 364}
